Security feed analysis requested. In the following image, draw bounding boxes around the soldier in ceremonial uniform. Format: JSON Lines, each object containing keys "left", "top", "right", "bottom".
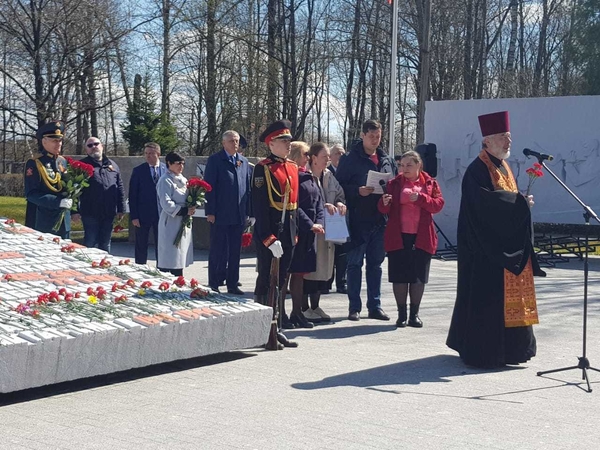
{"left": 24, "top": 121, "right": 73, "bottom": 238}
{"left": 252, "top": 119, "right": 299, "bottom": 349}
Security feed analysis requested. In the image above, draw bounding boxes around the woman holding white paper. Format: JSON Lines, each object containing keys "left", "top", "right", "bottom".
{"left": 303, "top": 142, "right": 347, "bottom": 322}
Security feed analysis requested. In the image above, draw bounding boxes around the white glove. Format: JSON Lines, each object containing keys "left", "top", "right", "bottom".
{"left": 268, "top": 240, "right": 284, "bottom": 258}
{"left": 59, "top": 198, "right": 73, "bottom": 209}
{"left": 246, "top": 217, "right": 256, "bottom": 227}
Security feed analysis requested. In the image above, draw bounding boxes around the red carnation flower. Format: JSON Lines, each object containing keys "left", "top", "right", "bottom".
{"left": 173, "top": 276, "right": 186, "bottom": 287}
{"left": 241, "top": 233, "right": 253, "bottom": 248}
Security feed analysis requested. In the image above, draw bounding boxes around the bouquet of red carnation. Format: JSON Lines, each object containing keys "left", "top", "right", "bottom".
{"left": 53, "top": 157, "right": 94, "bottom": 232}
{"left": 174, "top": 177, "right": 212, "bottom": 247}
{"left": 525, "top": 162, "right": 544, "bottom": 196}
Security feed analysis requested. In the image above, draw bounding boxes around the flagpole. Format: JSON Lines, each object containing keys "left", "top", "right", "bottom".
{"left": 388, "top": 0, "right": 399, "bottom": 157}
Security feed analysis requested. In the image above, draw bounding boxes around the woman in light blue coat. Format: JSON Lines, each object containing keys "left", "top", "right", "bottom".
{"left": 156, "top": 152, "right": 195, "bottom": 276}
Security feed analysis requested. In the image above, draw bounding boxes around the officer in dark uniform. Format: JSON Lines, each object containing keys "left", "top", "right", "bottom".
{"left": 252, "top": 119, "right": 299, "bottom": 348}
{"left": 24, "top": 121, "right": 72, "bottom": 238}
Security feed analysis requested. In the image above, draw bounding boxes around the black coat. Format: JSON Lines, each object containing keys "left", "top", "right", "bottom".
{"left": 289, "top": 170, "right": 324, "bottom": 273}
{"left": 78, "top": 156, "right": 125, "bottom": 219}
{"left": 446, "top": 155, "right": 545, "bottom": 368}
{"left": 334, "top": 139, "right": 396, "bottom": 248}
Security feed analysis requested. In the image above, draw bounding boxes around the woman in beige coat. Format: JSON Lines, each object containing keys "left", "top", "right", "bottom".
{"left": 303, "top": 142, "right": 347, "bottom": 322}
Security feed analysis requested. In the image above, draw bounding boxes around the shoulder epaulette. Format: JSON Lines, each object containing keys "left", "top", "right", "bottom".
{"left": 257, "top": 159, "right": 270, "bottom": 166}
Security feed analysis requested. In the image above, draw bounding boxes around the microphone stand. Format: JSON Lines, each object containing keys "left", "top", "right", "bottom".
{"left": 533, "top": 156, "right": 599, "bottom": 392}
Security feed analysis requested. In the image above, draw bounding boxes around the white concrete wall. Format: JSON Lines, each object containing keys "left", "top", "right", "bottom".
{"left": 424, "top": 96, "right": 600, "bottom": 245}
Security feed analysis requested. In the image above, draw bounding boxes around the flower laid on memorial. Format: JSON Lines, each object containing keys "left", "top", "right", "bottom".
{"left": 114, "top": 294, "right": 127, "bottom": 304}
{"left": 159, "top": 281, "right": 170, "bottom": 292}
{"left": 190, "top": 278, "right": 199, "bottom": 288}
{"left": 61, "top": 244, "right": 76, "bottom": 253}
{"left": 525, "top": 162, "right": 544, "bottom": 197}
{"left": 191, "top": 287, "right": 210, "bottom": 298}
{"left": 174, "top": 276, "right": 186, "bottom": 288}
{"left": 173, "top": 177, "right": 212, "bottom": 247}
{"left": 53, "top": 158, "right": 94, "bottom": 232}
{"left": 4, "top": 218, "right": 16, "bottom": 227}
{"left": 119, "top": 259, "right": 131, "bottom": 265}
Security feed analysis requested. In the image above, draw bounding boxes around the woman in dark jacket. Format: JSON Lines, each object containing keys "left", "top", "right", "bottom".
{"left": 287, "top": 141, "right": 325, "bottom": 328}
{"left": 377, "top": 150, "right": 444, "bottom": 328}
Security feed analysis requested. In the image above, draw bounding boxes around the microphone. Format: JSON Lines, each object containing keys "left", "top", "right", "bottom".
{"left": 523, "top": 148, "right": 554, "bottom": 162}
{"left": 379, "top": 179, "right": 387, "bottom": 195}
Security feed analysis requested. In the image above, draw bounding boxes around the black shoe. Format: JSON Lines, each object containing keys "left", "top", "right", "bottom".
{"left": 282, "top": 313, "right": 295, "bottom": 329}
{"left": 408, "top": 304, "right": 423, "bottom": 327}
{"left": 321, "top": 289, "right": 330, "bottom": 295}
{"left": 396, "top": 305, "right": 407, "bottom": 328}
{"left": 368, "top": 308, "right": 390, "bottom": 321}
{"left": 336, "top": 287, "right": 348, "bottom": 294}
{"left": 290, "top": 312, "right": 314, "bottom": 329}
{"left": 238, "top": 281, "right": 242, "bottom": 287}
{"left": 227, "top": 287, "right": 245, "bottom": 295}
{"left": 210, "top": 286, "right": 221, "bottom": 294}
{"left": 348, "top": 311, "right": 360, "bottom": 321}
{"left": 277, "top": 331, "right": 298, "bottom": 348}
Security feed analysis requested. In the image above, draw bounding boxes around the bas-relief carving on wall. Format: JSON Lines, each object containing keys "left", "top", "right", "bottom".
{"left": 433, "top": 133, "right": 600, "bottom": 245}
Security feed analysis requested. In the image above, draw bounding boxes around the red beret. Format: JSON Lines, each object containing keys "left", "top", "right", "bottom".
{"left": 478, "top": 111, "right": 510, "bottom": 137}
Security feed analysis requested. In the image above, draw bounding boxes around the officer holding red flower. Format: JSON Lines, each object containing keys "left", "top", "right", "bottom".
{"left": 24, "top": 121, "right": 72, "bottom": 238}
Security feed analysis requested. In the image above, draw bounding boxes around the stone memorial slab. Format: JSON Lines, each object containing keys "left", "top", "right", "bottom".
{"left": 0, "top": 218, "right": 271, "bottom": 393}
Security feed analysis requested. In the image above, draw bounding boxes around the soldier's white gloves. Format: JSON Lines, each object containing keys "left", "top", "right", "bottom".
{"left": 268, "top": 240, "right": 284, "bottom": 258}
{"left": 59, "top": 198, "right": 73, "bottom": 209}
{"left": 246, "top": 217, "right": 256, "bottom": 227}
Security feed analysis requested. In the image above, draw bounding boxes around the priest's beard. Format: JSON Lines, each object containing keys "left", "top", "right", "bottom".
{"left": 500, "top": 150, "right": 510, "bottom": 160}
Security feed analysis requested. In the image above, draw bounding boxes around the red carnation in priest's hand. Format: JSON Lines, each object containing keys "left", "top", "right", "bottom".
{"left": 241, "top": 233, "right": 253, "bottom": 248}
{"left": 524, "top": 162, "right": 544, "bottom": 196}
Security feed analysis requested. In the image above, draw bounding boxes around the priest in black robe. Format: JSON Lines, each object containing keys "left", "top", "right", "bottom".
{"left": 447, "top": 111, "right": 545, "bottom": 369}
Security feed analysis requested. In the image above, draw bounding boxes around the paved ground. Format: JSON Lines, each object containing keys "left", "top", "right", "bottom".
{"left": 1, "top": 244, "right": 599, "bottom": 449}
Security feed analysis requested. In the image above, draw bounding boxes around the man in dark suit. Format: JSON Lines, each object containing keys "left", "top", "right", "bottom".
{"left": 129, "top": 142, "right": 166, "bottom": 264}
{"left": 204, "top": 130, "right": 253, "bottom": 294}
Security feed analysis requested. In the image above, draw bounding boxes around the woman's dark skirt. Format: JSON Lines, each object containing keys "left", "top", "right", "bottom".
{"left": 387, "top": 233, "right": 432, "bottom": 284}
{"left": 303, "top": 279, "right": 328, "bottom": 294}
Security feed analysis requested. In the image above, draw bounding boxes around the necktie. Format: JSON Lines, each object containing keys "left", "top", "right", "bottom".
{"left": 152, "top": 166, "right": 159, "bottom": 183}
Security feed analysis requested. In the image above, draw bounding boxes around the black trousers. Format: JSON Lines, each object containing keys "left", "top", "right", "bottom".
{"left": 254, "top": 243, "right": 294, "bottom": 296}
{"left": 328, "top": 244, "right": 347, "bottom": 289}
{"left": 134, "top": 220, "right": 159, "bottom": 265}
{"left": 208, "top": 223, "right": 244, "bottom": 290}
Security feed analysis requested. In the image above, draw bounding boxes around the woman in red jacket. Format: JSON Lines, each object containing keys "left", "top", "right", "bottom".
{"left": 378, "top": 150, "right": 444, "bottom": 328}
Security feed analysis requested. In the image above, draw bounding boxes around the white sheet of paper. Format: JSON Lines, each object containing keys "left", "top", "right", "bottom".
{"left": 366, "top": 170, "right": 393, "bottom": 194}
{"left": 324, "top": 211, "right": 349, "bottom": 243}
